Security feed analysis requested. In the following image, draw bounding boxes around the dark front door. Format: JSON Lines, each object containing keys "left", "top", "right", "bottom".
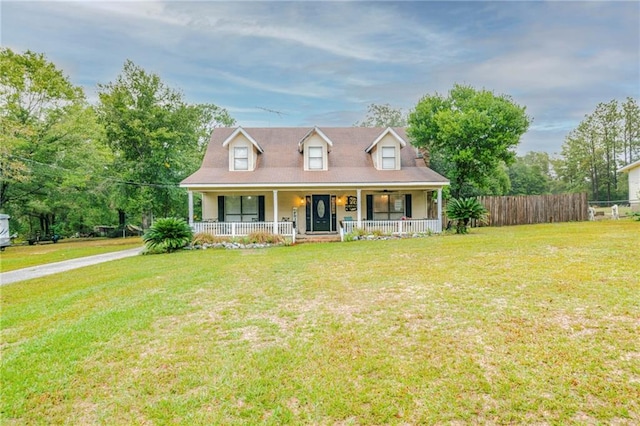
{"left": 312, "top": 195, "right": 331, "bottom": 232}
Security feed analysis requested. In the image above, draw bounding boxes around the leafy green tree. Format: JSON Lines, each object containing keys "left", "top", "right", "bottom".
{"left": 1, "top": 48, "right": 114, "bottom": 236}
{"left": 355, "top": 103, "right": 406, "bottom": 127}
{"left": 621, "top": 97, "right": 640, "bottom": 164}
{"left": 557, "top": 98, "right": 638, "bottom": 201}
{"left": 408, "top": 84, "right": 531, "bottom": 198}
{"left": 143, "top": 217, "right": 192, "bottom": 253}
{"left": 507, "top": 152, "right": 553, "bottom": 195}
{"left": 97, "top": 60, "right": 234, "bottom": 227}
{"left": 445, "top": 197, "right": 488, "bottom": 234}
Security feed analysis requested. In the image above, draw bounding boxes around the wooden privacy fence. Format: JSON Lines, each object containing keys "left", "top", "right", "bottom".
{"left": 474, "top": 193, "right": 588, "bottom": 227}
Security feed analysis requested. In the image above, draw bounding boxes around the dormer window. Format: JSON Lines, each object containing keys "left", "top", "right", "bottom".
{"left": 308, "top": 146, "right": 323, "bottom": 170}
{"left": 365, "top": 127, "right": 406, "bottom": 171}
{"left": 222, "top": 127, "right": 264, "bottom": 172}
{"left": 381, "top": 147, "right": 396, "bottom": 170}
{"left": 299, "top": 127, "right": 332, "bottom": 171}
{"left": 234, "top": 147, "right": 248, "bottom": 170}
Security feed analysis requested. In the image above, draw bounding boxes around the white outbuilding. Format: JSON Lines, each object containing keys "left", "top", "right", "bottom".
{"left": 619, "top": 159, "right": 640, "bottom": 211}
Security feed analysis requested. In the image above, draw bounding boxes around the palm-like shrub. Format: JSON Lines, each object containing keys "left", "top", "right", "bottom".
{"left": 143, "top": 217, "right": 193, "bottom": 253}
{"left": 446, "top": 197, "right": 488, "bottom": 234}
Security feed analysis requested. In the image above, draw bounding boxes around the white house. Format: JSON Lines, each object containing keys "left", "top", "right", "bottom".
{"left": 618, "top": 159, "right": 640, "bottom": 211}
{"left": 180, "top": 127, "right": 449, "bottom": 240}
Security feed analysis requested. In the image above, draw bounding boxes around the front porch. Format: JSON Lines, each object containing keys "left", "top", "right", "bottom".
{"left": 190, "top": 218, "right": 442, "bottom": 243}
{"left": 340, "top": 218, "right": 441, "bottom": 241}
{"left": 192, "top": 221, "right": 297, "bottom": 243}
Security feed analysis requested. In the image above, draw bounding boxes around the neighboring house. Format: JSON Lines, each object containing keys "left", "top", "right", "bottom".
{"left": 180, "top": 127, "right": 449, "bottom": 240}
{"left": 618, "top": 159, "right": 640, "bottom": 211}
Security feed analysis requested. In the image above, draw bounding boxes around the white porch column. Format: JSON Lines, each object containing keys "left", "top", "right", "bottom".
{"left": 356, "top": 188, "right": 362, "bottom": 227}
{"left": 188, "top": 191, "right": 194, "bottom": 226}
{"left": 273, "top": 190, "right": 279, "bottom": 234}
{"left": 437, "top": 188, "right": 443, "bottom": 233}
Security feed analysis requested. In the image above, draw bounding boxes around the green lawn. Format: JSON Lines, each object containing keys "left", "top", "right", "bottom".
{"left": 1, "top": 221, "right": 639, "bottom": 424}
{"left": 0, "top": 237, "right": 143, "bottom": 272}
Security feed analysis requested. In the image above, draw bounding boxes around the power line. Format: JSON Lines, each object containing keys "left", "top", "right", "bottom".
{"left": 4, "top": 155, "right": 180, "bottom": 188}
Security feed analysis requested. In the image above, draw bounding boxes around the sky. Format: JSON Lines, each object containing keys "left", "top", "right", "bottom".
{"left": 2, "top": 0, "right": 639, "bottom": 155}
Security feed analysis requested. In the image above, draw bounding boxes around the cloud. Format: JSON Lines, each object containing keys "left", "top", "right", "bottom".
{"left": 2, "top": 0, "right": 638, "bottom": 154}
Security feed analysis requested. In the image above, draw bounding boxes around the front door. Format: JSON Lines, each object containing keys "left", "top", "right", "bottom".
{"left": 312, "top": 195, "right": 331, "bottom": 232}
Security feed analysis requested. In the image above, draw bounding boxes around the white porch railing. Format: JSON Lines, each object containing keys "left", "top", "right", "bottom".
{"left": 192, "top": 221, "right": 295, "bottom": 243}
{"left": 340, "top": 219, "right": 441, "bottom": 241}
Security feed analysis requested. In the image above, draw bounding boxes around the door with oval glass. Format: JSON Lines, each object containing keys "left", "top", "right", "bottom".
{"left": 312, "top": 194, "right": 331, "bottom": 232}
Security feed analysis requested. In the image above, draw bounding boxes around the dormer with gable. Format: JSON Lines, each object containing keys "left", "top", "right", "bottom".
{"left": 298, "top": 127, "right": 333, "bottom": 171}
{"left": 222, "top": 127, "right": 264, "bottom": 171}
{"left": 365, "top": 127, "right": 406, "bottom": 171}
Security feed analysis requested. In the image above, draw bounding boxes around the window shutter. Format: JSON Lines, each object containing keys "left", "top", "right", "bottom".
{"left": 258, "top": 196, "right": 265, "bottom": 221}
{"left": 405, "top": 194, "right": 412, "bottom": 218}
{"left": 218, "top": 196, "right": 225, "bottom": 222}
{"left": 366, "top": 194, "right": 373, "bottom": 220}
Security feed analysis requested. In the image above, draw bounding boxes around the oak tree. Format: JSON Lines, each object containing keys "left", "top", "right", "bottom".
{"left": 408, "top": 84, "right": 530, "bottom": 198}
{"left": 97, "top": 60, "right": 234, "bottom": 226}
{"left": 1, "top": 48, "right": 112, "bottom": 236}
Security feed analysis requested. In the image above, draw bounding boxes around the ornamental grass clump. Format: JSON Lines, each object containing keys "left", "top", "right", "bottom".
{"left": 192, "top": 232, "right": 227, "bottom": 245}
{"left": 446, "top": 197, "right": 488, "bottom": 234}
{"left": 143, "top": 218, "right": 193, "bottom": 253}
{"left": 246, "top": 231, "right": 285, "bottom": 244}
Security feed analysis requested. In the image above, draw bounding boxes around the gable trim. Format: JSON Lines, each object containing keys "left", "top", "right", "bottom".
{"left": 298, "top": 126, "right": 334, "bottom": 153}
{"left": 618, "top": 159, "right": 640, "bottom": 173}
{"left": 221, "top": 127, "right": 264, "bottom": 154}
{"left": 365, "top": 127, "right": 407, "bottom": 153}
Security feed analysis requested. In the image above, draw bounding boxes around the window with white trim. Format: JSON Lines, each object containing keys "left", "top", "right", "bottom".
{"left": 373, "top": 194, "right": 404, "bottom": 220}
{"left": 234, "top": 146, "right": 248, "bottom": 170}
{"left": 308, "top": 146, "right": 323, "bottom": 170}
{"left": 381, "top": 146, "right": 396, "bottom": 170}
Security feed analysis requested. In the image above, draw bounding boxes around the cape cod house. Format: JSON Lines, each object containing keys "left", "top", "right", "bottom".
{"left": 180, "top": 127, "right": 449, "bottom": 241}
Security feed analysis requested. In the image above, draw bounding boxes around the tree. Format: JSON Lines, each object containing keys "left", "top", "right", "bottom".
{"left": 355, "top": 103, "right": 406, "bottom": 127}
{"left": 96, "top": 60, "right": 234, "bottom": 226}
{"left": 621, "top": 97, "right": 640, "bottom": 164}
{"left": 557, "top": 98, "right": 638, "bottom": 201}
{"left": 408, "top": 84, "right": 530, "bottom": 198}
{"left": 507, "top": 152, "right": 553, "bottom": 195}
{"left": 1, "top": 48, "right": 113, "bottom": 236}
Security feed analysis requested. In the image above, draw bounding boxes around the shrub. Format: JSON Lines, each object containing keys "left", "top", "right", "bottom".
{"left": 446, "top": 197, "right": 488, "bottom": 234}
{"left": 247, "top": 231, "right": 285, "bottom": 244}
{"left": 192, "top": 232, "right": 227, "bottom": 245}
{"left": 143, "top": 218, "right": 193, "bottom": 253}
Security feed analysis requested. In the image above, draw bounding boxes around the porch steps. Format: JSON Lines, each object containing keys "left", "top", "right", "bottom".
{"left": 295, "top": 234, "right": 341, "bottom": 244}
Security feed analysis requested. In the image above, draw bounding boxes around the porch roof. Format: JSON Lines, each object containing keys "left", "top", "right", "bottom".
{"left": 181, "top": 127, "right": 449, "bottom": 189}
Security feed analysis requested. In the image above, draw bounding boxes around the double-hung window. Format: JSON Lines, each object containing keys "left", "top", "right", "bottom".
{"left": 234, "top": 146, "right": 248, "bottom": 170}
{"left": 373, "top": 194, "right": 405, "bottom": 220}
{"left": 225, "top": 196, "right": 258, "bottom": 222}
{"left": 308, "top": 146, "right": 323, "bottom": 170}
{"left": 381, "top": 147, "right": 396, "bottom": 170}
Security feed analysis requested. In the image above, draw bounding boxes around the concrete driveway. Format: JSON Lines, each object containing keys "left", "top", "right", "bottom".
{"left": 0, "top": 247, "right": 143, "bottom": 286}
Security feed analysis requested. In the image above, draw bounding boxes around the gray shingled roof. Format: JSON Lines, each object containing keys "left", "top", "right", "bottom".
{"left": 181, "top": 127, "right": 449, "bottom": 187}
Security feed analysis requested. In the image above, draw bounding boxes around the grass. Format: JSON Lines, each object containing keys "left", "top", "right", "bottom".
{"left": 0, "top": 237, "right": 143, "bottom": 272}
{"left": 1, "top": 221, "right": 639, "bottom": 424}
